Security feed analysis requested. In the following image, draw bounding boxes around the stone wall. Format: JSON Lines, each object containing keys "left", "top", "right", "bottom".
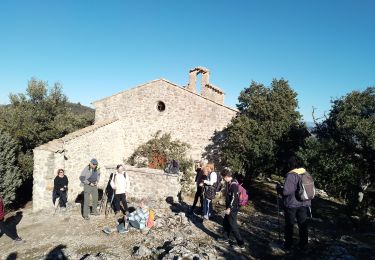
{"left": 33, "top": 120, "right": 125, "bottom": 211}
{"left": 104, "top": 165, "right": 181, "bottom": 201}
{"left": 92, "top": 79, "right": 237, "bottom": 160}
{"left": 32, "top": 155, "right": 180, "bottom": 212}
{"left": 33, "top": 150, "right": 56, "bottom": 212}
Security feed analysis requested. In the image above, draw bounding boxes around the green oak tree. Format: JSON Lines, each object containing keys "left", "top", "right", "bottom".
{"left": 214, "top": 79, "right": 308, "bottom": 180}
{"left": 0, "top": 130, "right": 23, "bottom": 205}
{"left": 299, "top": 87, "right": 375, "bottom": 216}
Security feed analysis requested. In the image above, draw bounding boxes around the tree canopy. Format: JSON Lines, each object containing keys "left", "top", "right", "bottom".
{"left": 0, "top": 130, "right": 23, "bottom": 205}
{"left": 214, "top": 79, "right": 308, "bottom": 179}
{"left": 127, "top": 131, "right": 193, "bottom": 173}
{"left": 0, "top": 78, "right": 94, "bottom": 206}
{"left": 0, "top": 78, "right": 93, "bottom": 152}
{"left": 299, "top": 87, "right": 375, "bottom": 215}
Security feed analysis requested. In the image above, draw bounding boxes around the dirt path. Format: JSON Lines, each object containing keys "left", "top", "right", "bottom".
{"left": 1, "top": 181, "right": 374, "bottom": 259}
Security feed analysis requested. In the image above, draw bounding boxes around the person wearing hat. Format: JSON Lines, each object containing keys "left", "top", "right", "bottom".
{"left": 80, "top": 158, "right": 101, "bottom": 220}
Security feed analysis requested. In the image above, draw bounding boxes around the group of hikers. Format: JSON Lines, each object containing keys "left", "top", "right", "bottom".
{"left": 1, "top": 156, "right": 314, "bottom": 253}
{"left": 189, "top": 162, "right": 246, "bottom": 250}
{"left": 53, "top": 158, "right": 153, "bottom": 234}
{"left": 189, "top": 157, "right": 315, "bottom": 252}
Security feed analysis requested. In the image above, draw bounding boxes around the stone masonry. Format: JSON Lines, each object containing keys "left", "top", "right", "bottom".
{"left": 33, "top": 67, "right": 237, "bottom": 212}
{"left": 105, "top": 165, "right": 181, "bottom": 201}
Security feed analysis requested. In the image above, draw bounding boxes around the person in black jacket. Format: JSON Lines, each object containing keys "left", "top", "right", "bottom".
{"left": 53, "top": 169, "right": 69, "bottom": 209}
{"left": 219, "top": 168, "right": 245, "bottom": 250}
{"left": 189, "top": 162, "right": 205, "bottom": 214}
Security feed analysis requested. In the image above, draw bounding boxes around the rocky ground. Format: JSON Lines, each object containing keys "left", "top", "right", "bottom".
{"left": 1, "top": 181, "right": 375, "bottom": 260}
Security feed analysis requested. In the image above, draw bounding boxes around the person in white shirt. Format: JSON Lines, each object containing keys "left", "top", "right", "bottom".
{"left": 201, "top": 163, "right": 217, "bottom": 220}
{"left": 110, "top": 164, "right": 130, "bottom": 215}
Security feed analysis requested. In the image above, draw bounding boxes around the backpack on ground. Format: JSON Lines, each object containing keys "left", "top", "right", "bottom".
{"left": 295, "top": 172, "right": 316, "bottom": 201}
{"left": 147, "top": 209, "right": 155, "bottom": 228}
{"left": 0, "top": 197, "right": 5, "bottom": 220}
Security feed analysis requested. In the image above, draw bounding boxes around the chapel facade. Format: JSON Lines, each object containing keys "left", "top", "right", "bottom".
{"left": 32, "top": 67, "right": 237, "bottom": 211}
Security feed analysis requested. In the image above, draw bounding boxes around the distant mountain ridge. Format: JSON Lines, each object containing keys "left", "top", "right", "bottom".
{"left": 67, "top": 102, "right": 95, "bottom": 118}
{"left": 0, "top": 102, "right": 94, "bottom": 117}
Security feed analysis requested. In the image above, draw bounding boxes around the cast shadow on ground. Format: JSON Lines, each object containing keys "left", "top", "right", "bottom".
{"left": 45, "top": 244, "right": 68, "bottom": 260}
{"left": 5, "top": 252, "right": 18, "bottom": 260}
{"left": 166, "top": 196, "right": 253, "bottom": 259}
{"left": 0, "top": 211, "right": 23, "bottom": 241}
{"left": 166, "top": 196, "right": 223, "bottom": 239}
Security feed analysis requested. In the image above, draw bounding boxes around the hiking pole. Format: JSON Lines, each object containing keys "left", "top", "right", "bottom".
{"left": 308, "top": 206, "right": 317, "bottom": 242}
{"left": 105, "top": 192, "right": 115, "bottom": 219}
{"left": 277, "top": 193, "right": 281, "bottom": 242}
{"left": 99, "top": 188, "right": 106, "bottom": 214}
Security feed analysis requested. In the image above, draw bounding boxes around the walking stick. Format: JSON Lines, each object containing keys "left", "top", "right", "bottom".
{"left": 105, "top": 192, "right": 114, "bottom": 219}
{"left": 277, "top": 193, "right": 282, "bottom": 242}
{"left": 99, "top": 188, "right": 107, "bottom": 213}
{"left": 308, "top": 206, "right": 317, "bottom": 241}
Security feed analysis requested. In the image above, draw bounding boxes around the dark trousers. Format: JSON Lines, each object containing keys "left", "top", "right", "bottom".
{"left": 54, "top": 190, "right": 67, "bottom": 208}
{"left": 114, "top": 193, "right": 128, "bottom": 214}
{"left": 192, "top": 186, "right": 204, "bottom": 211}
{"left": 223, "top": 208, "right": 244, "bottom": 246}
{"left": 203, "top": 198, "right": 212, "bottom": 218}
{"left": 284, "top": 206, "right": 309, "bottom": 247}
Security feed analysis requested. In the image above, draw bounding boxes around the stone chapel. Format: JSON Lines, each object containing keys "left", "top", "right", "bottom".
{"left": 32, "top": 67, "right": 237, "bottom": 211}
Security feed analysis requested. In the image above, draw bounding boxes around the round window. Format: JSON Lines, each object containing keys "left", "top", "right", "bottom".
{"left": 157, "top": 101, "right": 166, "bottom": 112}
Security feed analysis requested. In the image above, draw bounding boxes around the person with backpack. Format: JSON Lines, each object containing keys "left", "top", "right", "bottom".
{"left": 110, "top": 164, "right": 130, "bottom": 216}
{"left": 276, "top": 156, "right": 314, "bottom": 251}
{"left": 202, "top": 163, "right": 217, "bottom": 220}
{"left": 218, "top": 168, "right": 245, "bottom": 250}
{"left": 53, "top": 169, "right": 69, "bottom": 210}
{"left": 80, "top": 158, "right": 101, "bottom": 220}
{"left": 166, "top": 159, "right": 180, "bottom": 174}
{"left": 0, "top": 196, "right": 24, "bottom": 244}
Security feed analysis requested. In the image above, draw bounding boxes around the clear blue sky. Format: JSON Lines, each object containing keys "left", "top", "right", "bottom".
{"left": 0, "top": 1, "right": 374, "bottom": 122}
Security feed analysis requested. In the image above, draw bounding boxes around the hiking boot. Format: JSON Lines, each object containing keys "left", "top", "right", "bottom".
{"left": 14, "top": 237, "right": 25, "bottom": 244}
{"left": 90, "top": 212, "right": 100, "bottom": 216}
{"left": 217, "top": 237, "right": 230, "bottom": 244}
{"left": 119, "top": 227, "right": 129, "bottom": 234}
{"left": 232, "top": 244, "right": 245, "bottom": 251}
{"left": 83, "top": 216, "right": 90, "bottom": 220}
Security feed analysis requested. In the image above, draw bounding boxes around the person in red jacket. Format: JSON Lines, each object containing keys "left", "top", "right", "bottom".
{"left": 0, "top": 196, "right": 24, "bottom": 244}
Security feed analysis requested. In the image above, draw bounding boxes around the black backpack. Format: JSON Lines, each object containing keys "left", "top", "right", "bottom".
{"left": 295, "top": 172, "right": 316, "bottom": 201}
